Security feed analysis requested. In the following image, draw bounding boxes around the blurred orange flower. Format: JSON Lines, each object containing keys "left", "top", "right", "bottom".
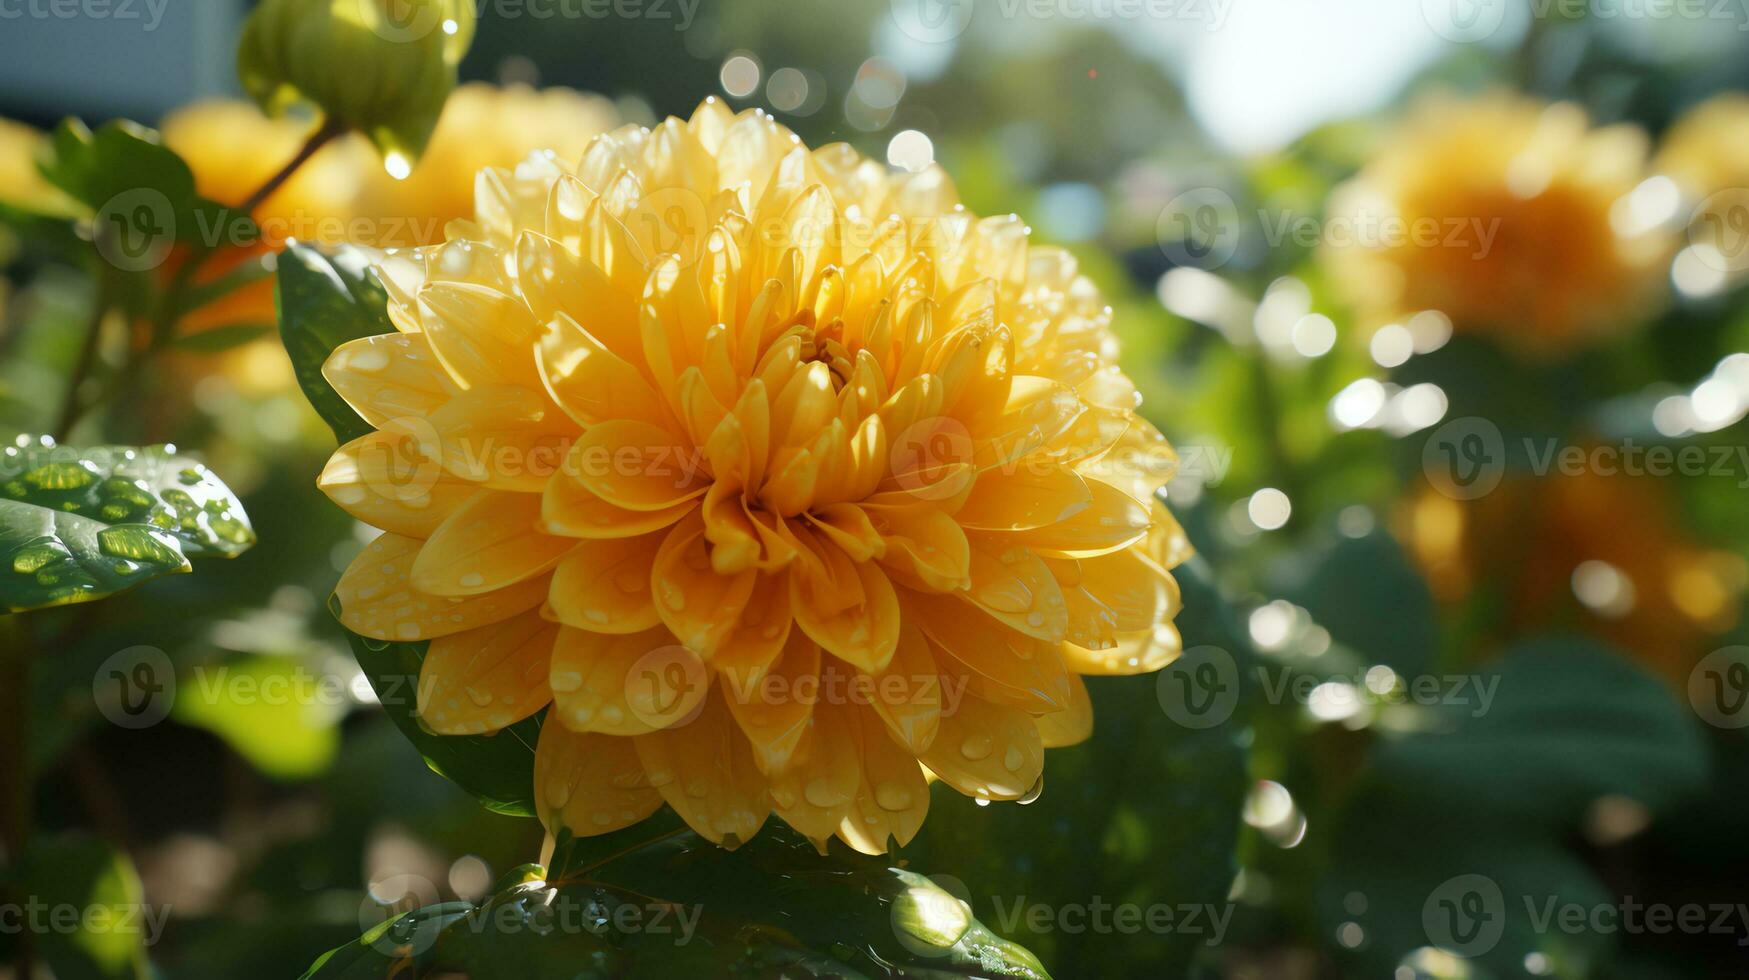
{"left": 1402, "top": 467, "right": 1743, "bottom": 685}
{"left": 1325, "top": 93, "right": 1674, "bottom": 357}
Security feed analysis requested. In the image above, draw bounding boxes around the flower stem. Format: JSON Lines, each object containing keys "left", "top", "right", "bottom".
{"left": 50, "top": 263, "right": 115, "bottom": 443}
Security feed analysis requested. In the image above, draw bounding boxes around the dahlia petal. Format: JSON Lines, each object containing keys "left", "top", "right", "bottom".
{"left": 549, "top": 625, "right": 706, "bottom": 735}
{"left": 335, "top": 533, "right": 547, "bottom": 642}
{"left": 570, "top": 419, "right": 709, "bottom": 512}
{"left": 1058, "top": 548, "right": 1179, "bottom": 650}
{"left": 768, "top": 695, "right": 860, "bottom": 845}
{"left": 790, "top": 534, "right": 901, "bottom": 673}
{"left": 721, "top": 631, "right": 818, "bottom": 774}
{"left": 652, "top": 509, "right": 758, "bottom": 655}
{"left": 534, "top": 726, "right": 664, "bottom": 837}
{"left": 699, "top": 481, "right": 760, "bottom": 574}
{"left": 547, "top": 530, "right": 666, "bottom": 633}
{"left": 1062, "top": 622, "right": 1182, "bottom": 675}
{"left": 322, "top": 333, "right": 459, "bottom": 428}
{"left": 964, "top": 533, "right": 1069, "bottom": 642}
{"left": 416, "top": 608, "right": 556, "bottom": 735}
{"left": 416, "top": 384, "right": 574, "bottom": 493}
{"left": 676, "top": 366, "right": 730, "bottom": 450}
{"left": 836, "top": 704, "right": 930, "bottom": 855}
{"left": 1036, "top": 672, "right": 1095, "bottom": 748}
{"left": 318, "top": 430, "right": 476, "bottom": 539}
{"left": 412, "top": 490, "right": 576, "bottom": 596}
{"left": 864, "top": 621, "right": 942, "bottom": 754}
{"left": 972, "top": 377, "right": 1084, "bottom": 471}
{"left": 537, "top": 312, "right": 668, "bottom": 428}
{"left": 541, "top": 473, "right": 697, "bottom": 540}
{"left": 805, "top": 503, "right": 884, "bottom": 562}
{"left": 955, "top": 465, "right": 1092, "bottom": 532}
{"left": 417, "top": 281, "right": 542, "bottom": 390}
{"left": 919, "top": 693, "right": 1044, "bottom": 802}
{"left": 1007, "top": 477, "right": 1151, "bottom": 559}
{"left": 869, "top": 505, "right": 972, "bottom": 593}
{"left": 911, "top": 591, "right": 1072, "bottom": 713}
{"left": 633, "top": 695, "right": 770, "bottom": 848}
{"left": 515, "top": 230, "right": 643, "bottom": 364}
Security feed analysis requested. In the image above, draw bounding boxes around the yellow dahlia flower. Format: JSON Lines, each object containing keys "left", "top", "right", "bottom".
{"left": 321, "top": 100, "right": 1189, "bottom": 853}
{"left": 1324, "top": 92, "right": 1672, "bottom": 356}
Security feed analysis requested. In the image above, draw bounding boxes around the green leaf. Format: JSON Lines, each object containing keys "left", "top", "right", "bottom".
{"left": 1320, "top": 636, "right": 1711, "bottom": 976}
{"left": 0, "top": 500, "right": 187, "bottom": 613}
{"left": 171, "top": 653, "right": 344, "bottom": 780}
{"left": 39, "top": 118, "right": 257, "bottom": 264}
{"left": 1367, "top": 635, "right": 1709, "bottom": 829}
{"left": 170, "top": 322, "right": 274, "bottom": 353}
{"left": 896, "top": 560, "right": 1249, "bottom": 977}
{"left": 302, "top": 822, "right": 1050, "bottom": 979}
{"left": 1278, "top": 529, "right": 1438, "bottom": 676}
{"left": 0, "top": 439, "right": 256, "bottom": 559}
{"left": 276, "top": 241, "right": 395, "bottom": 444}
{"left": 14, "top": 833, "right": 155, "bottom": 980}
{"left": 335, "top": 615, "right": 541, "bottom": 817}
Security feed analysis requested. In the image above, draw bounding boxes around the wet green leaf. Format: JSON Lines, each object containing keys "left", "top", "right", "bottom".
{"left": 0, "top": 438, "right": 255, "bottom": 559}
{"left": 302, "top": 821, "right": 1050, "bottom": 979}
{"left": 276, "top": 241, "right": 395, "bottom": 444}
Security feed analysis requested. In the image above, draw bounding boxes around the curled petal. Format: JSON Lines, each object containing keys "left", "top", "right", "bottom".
{"left": 534, "top": 726, "right": 663, "bottom": 837}
{"left": 335, "top": 533, "right": 547, "bottom": 642}
{"left": 634, "top": 695, "right": 770, "bottom": 848}
{"left": 417, "top": 609, "right": 556, "bottom": 735}
{"left": 920, "top": 693, "right": 1044, "bottom": 802}
{"left": 412, "top": 490, "right": 575, "bottom": 596}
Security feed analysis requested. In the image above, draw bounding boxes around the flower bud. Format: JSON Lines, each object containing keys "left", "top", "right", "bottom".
{"left": 237, "top": 0, "right": 475, "bottom": 165}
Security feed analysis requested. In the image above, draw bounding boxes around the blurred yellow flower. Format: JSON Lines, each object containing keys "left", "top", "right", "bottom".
{"left": 1325, "top": 93, "right": 1673, "bottom": 356}
{"left": 158, "top": 86, "right": 618, "bottom": 392}
{"left": 1403, "top": 469, "right": 1743, "bottom": 686}
{"left": 0, "top": 117, "right": 79, "bottom": 217}
{"left": 322, "top": 99, "right": 1190, "bottom": 853}
{"left": 348, "top": 82, "right": 621, "bottom": 247}
{"left": 1656, "top": 93, "right": 1749, "bottom": 285}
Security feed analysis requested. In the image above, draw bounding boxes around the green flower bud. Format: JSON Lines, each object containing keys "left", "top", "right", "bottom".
{"left": 237, "top": 0, "right": 476, "bottom": 166}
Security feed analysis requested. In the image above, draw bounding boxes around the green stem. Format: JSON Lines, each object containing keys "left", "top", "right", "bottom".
{"left": 50, "top": 264, "right": 115, "bottom": 443}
